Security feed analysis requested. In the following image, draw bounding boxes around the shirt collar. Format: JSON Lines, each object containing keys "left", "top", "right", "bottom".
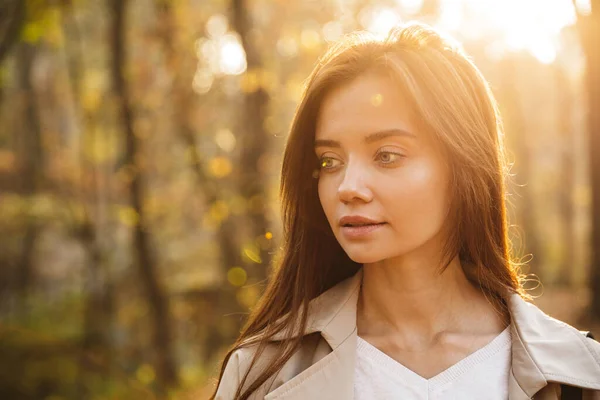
{"left": 268, "top": 267, "right": 600, "bottom": 392}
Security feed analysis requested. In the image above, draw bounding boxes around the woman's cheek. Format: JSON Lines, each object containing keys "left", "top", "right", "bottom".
{"left": 318, "top": 180, "right": 336, "bottom": 221}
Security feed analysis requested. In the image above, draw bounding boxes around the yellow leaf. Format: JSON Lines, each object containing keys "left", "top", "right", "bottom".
{"left": 136, "top": 364, "right": 155, "bottom": 385}
{"left": 83, "top": 130, "right": 118, "bottom": 164}
{"left": 209, "top": 200, "right": 229, "bottom": 223}
{"left": 227, "top": 267, "right": 247, "bottom": 287}
{"left": 208, "top": 157, "right": 233, "bottom": 178}
{"left": 118, "top": 207, "right": 139, "bottom": 227}
{"left": 30, "top": 194, "right": 55, "bottom": 219}
{"left": 21, "top": 22, "right": 44, "bottom": 43}
{"left": 44, "top": 7, "right": 63, "bottom": 47}
{"left": 81, "top": 89, "right": 101, "bottom": 113}
{"left": 180, "top": 365, "right": 202, "bottom": 387}
{"left": 242, "top": 244, "right": 262, "bottom": 264}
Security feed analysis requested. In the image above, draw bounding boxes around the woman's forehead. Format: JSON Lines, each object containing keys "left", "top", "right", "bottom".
{"left": 315, "top": 73, "right": 417, "bottom": 141}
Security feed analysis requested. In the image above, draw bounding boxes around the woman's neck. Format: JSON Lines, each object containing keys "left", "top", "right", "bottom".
{"left": 357, "top": 254, "right": 507, "bottom": 348}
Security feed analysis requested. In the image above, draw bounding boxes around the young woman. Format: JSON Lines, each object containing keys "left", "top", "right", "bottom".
{"left": 210, "top": 23, "right": 600, "bottom": 400}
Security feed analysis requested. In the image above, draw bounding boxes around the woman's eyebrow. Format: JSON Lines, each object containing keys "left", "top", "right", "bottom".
{"left": 365, "top": 128, "right": 416, "bottom": 143}
{"left": 314, "top": 128, "right": 415, "bottom": 148}
{"left": 314, "top": 139, "right": 341, "bottom": 149}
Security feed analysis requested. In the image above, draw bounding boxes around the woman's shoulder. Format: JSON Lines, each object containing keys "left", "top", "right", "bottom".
{"left": 508, "top": 293, "right": 598, "bottom": 340}
{"left": 508, "top": 293, "right": 599, "bottom": 348}
{"left": 213, "top": 343, "right": 270, "bottom": 400}
{"left": 215, "top": 332, "right": 327, "bottom": 399}
{"left": 507, "top": 293, "right": 600, "bottom": 391}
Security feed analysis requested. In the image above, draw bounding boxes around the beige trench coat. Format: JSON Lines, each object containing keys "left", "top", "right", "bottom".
{"left": 215, "top": 269, "right": 600, "bottom": 399}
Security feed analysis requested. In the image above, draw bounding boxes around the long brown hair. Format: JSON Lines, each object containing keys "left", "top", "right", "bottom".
{"left": 210, "top": 22, "right": 526, "bottom": 400}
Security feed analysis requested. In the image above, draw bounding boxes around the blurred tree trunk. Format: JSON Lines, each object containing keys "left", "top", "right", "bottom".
{"left": 555, "top": 64, "right": 576, "bottom": 286}
{"left": 231, "top": 0, "right": 272, "bottom": 281}
{"left": 0, "top": 0, "right": 25, "bottom": 64}
{"left": 59, "top": 3, "right": 115, "bottom": 394}
{"left": 110, "top": 0, "right": 177, "bottom": 390}
{"left": 575, "top": 0, "right": 600, "bottom": 319}
{"left": 498, "top": 57, "right": 544, "bottom": 280}
{"left": 183, "top": 130, "right": 246, "bottom": 360}
{"left": 155, "top": 1, "right": 246, "bottom": 361}
{"left": 155, "top": 3, "right": 247, "bottom": 278}
{"left": 76, "top": 222, "right": 115, "bottom": 395}
{"left": 15, "top": 42, "right": 43, "bottom": 297}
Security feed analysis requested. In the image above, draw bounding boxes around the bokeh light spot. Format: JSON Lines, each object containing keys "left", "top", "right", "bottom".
{"left": 228, "top": 267, "right": 247, "bottom": 287}
{"left": 209, "top": 201, "right": 230, "bottom": 223}
{"left": 118, "top": 207, "right": 139, "bottom": 227}
{"left": 136, "top": 364, "right": 155, "bottom": 385}
{"left": 206, "top": 14, "right": 228, "bottom": 38}
{"left": 208, "top": 156, "right": 233, "bottom": 178}
{"left": 323, "top": 21, "right": 344, "bottom": 42}
{"left": 300, "top": 29, "right": 321, "bottom": 50}
{"left": 236, "top": 285, "right": 260, "bottom": 308}
{"left": 371, "top": 93, "right": 383, "bottom": 107}
{"left": 276, "top": 36, "right": 299, "bottom": 58}
{"left": 215, "top": 129, "right": 236, "bottom": 152}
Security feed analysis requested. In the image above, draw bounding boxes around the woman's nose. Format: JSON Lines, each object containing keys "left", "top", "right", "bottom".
{"left": 337, "top": 161, "right": 373, "bottom": 204}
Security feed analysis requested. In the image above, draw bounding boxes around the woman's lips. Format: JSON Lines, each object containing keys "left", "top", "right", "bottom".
{"left": 340, "top": 222, "right": 387, "bottom": 239}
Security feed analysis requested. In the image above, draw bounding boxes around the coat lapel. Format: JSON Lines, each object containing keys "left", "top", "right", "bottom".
{"left": 508, "top": 316, "right": 548, "bottom": 399}
{"left": 264, "top": 333, "right": 357, "bottom": 400}
{"left": 265, "top": 270, "right": 363, "bottom": 399}
{"left": 508, "top": 294, "right": 600, "bottom": 396}
{"left": 263, "top": 268, "right": 600, "bottom": 399}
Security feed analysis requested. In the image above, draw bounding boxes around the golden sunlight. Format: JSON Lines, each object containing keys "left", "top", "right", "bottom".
{"left": 454, "top": 0, "right": 577, "bottom": 64}
{"left": 361, "top": 6, "right": 402, "bottom": 38}
{"left": 360, "top": 0, "right": 581, "bottom": 64}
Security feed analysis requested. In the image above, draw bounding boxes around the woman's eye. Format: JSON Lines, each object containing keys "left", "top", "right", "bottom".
{"left": 319, "top": 156, "right": 342, "bottom": 170}
{"left": 376, "top": 151, "right": 403, "bottom": 164}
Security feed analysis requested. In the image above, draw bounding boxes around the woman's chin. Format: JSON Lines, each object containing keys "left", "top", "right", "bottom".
{"left": 344, "top": 250, "right": 386, "bottom": 264}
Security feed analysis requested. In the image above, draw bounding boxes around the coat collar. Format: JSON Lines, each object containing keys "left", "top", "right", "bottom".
{"left": 266, "top": 268, "right": 600, "bottom": 399}
{"left": 507, "top": 292, "right": 600, "bottom": 396}
{"left": 270, "top": 269, "right": 362, "bottom": 348}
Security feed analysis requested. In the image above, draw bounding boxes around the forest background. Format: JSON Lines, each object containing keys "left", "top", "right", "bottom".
{"left": 1, "top": 0, "right": 600, "bottom": 398}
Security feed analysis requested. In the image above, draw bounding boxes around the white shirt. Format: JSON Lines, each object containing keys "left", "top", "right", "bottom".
{"left": 354, "top": 326, "right": 512, "bottom": 399}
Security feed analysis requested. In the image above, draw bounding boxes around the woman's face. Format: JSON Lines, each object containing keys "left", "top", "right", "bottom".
{"left": 315, "top": 72, "right": 452, "bottom": 264}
